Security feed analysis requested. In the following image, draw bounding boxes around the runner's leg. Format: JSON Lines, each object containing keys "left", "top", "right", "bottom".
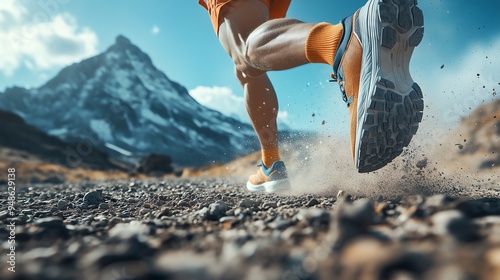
{"left": 218, "top": 0, "right": 281, "bottom": 167}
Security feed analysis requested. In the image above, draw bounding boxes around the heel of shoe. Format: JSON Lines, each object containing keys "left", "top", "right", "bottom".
{"left": 265, "top": 179, "right": 291, "bottom": 194}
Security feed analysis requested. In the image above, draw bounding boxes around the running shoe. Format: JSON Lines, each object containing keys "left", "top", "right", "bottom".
{"left": 332, "top": 0, "right": 425, "bottom": 173}
{"left": 246, "top": 160, "right": 291, "bottom": 193}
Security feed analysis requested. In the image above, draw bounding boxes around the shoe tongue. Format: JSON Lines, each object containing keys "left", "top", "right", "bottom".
{"left": 332, "top": 15, "right": 353, "bottom": 79}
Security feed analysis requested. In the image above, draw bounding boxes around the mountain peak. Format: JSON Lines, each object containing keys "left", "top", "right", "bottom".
{"left": 0, "top": 33, "right": 259, "bottom": 167}
{"left": 115, "top": 35, "right": 131, "bottom": 46}
{"left": 107, "top": 34, "right": 153, "bottom": 66}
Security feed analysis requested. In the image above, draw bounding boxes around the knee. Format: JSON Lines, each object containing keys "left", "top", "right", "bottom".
{"left": 228, "top": 45, "right": 263, "bottom": 77}
{"left": 244, "top": 29, "right": 265, "bottom": 69}
{"left": 237, "top": 41, "right": 266, "bottom": 77}
{"left": 236, "top": 61, "right": 265, "bottom": 77}
{"left": 235, "top": 67, "right": 265, "bottom": 86}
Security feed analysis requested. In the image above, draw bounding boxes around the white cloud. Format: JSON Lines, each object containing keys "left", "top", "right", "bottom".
{"left": 0, "top": 0, "right": 98, "bottom": 76}
{"left": 189, "top": 86, "right": 248, "bottom": 122}
{"left": 0, "top": 0, "right": 26, "bottom": 22}
{"left": 189, "top": 85, "right": 290, "bottom": 126}
{"left": 278, "top": 111, "right": 289, "bottom": 123}
{"left": 151, "top": 25, "right": 160, "bottom": 35}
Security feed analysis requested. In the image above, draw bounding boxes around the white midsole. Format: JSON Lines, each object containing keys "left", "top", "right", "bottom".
{"left": 246, "top": 179, "right": 290, "bottom": 193}
{"left": 355, "top": 0, "right": 380, "bottom": 167}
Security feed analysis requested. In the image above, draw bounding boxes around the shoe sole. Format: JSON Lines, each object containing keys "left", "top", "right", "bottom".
{"left": 355, "top": 0, "right": 424, "bottom": 173}
{"left": 246, "top": 179, "right": 291, "bottom": 194}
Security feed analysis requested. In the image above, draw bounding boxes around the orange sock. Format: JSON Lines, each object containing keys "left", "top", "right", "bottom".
{"left": 305, "top": 22, "right": 343, "bottom": 66}
{"left": 262, "top": 148, "right": 280, "bottom": 168}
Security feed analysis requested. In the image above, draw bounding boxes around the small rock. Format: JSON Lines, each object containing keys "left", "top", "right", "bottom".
{"left": 235, "top": 208, "right": 253, "bottom": 220}
{"left": 177, "top": 200, "right": 190, "bottom": 207}
{"left": 277, "top": 200, "right": 291, "bottom": 207}
{"left": 83, "top": 190, "right": 104, "bottom": 205}
{"left": 109, "top": 217, "right": 123, "bottom": 226}
{"left": 156, "top": 208, "right": 170, "bottom": 219}
{"left": 17, "top": 214, "right": 29, "bottom": 224}
{"left": 109, "top": 221, "right": 151, "bottom": 240}
{"left": 424, "top": 194, "right": 454, "bottom": 210}
{"left": 269, "top": 218, "right": 290, "bottom": 230}
{"left": 262, "top": 201, "right": 278, "bottom": 208}
{"left": 337, "top": 190, "right": 345, "bottom": 198}
{"left": 306, "top": 198, "right": 320, "bottom": 207}
{"left": 34, "top": 210, "right": 51, "bottom": 218}
{"left": 119, "top": 211, "right": 130, "bottom": 218}
{"left": 98, "top": 203, "right": 109, "bottom": 210}
{"left": 79, "top": 203, "right": 89, "bottom": 210}
{"left": 239, "top": 199, "right": 256, "bottom": 208}
{"left": 281, "top": 227, "right": 302, "bottom": 240}
{"left": 220, "top": 216, "right": 239, "bottom": 229}
{"left": 207, "top": 202, "right": 227, "bottom": 221}
{"left": 81, "top": 237, "right": 154, "bottom": 270}
{"left": 219, "top": 216, "right": 236, "bottom": 223}
{"left": 416, "top": 158, "right": 428, "bottom": 169}
{"left": 57, "top": 199, "right": 69, "bottom": 210}
{"left": 297, "top": 208, "right": 330, "bottom": 229}
{"left": 402, "top": 195, "right": 425, "bottom": 207}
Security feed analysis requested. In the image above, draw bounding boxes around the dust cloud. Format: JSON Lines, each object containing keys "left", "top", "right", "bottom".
{"left": 283, "top": 119, "right": 499, "bottom": 199}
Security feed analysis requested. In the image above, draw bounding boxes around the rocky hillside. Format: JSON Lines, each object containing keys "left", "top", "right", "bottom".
{"left": 443, "top": 99, "right": 500, "bottom": 172}
{"left": 458, "top": 99, "right": 500, "bottom": 169}
{"left": 0, "top": 110, "right": 121, "bottom": 171}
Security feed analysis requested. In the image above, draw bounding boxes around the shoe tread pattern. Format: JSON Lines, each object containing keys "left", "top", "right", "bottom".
{"left": 357, "top": 0, "right": 424, "bottom": 173}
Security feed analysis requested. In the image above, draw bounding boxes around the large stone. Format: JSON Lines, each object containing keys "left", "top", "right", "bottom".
{"left": 329, "top": 198, "right": 375, "bottom": 248}
{"left": 135, "top": 154, "right": 174, "bottom": 175}
{"left": 33, "top": 217, "right": 70, "bottom": 239}
{"left": 297, "top": 208, "right": 330, "bottom": 229}
{"left": 431, "top": 210, "right": 477, "bottom": 242}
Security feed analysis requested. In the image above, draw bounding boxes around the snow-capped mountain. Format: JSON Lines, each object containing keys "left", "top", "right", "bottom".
{"left": 0, "top": 35, "right": 259, "bottom": 167}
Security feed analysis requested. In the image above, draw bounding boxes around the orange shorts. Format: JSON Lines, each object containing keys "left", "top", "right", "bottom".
{"left": 199, "top": 0, "right": 291, "bottom": 35}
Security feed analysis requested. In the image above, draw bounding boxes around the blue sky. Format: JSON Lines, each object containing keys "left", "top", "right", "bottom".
{"left": 1, "top": 0, "right": 499, "bottom": 134}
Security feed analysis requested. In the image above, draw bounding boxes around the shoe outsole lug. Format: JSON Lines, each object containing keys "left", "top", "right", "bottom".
{"left": 379, "top": 3, "right": 397, "bottom": 23}
{"left": 412, "top": 6, "right": 424, "bottom": 26}
{"left": 381, "top": 26, "right": 397, "bottom": 49}
{"left": 356, "top": 0, "right": 424, "bottom": 173}
{"left": 397, "top": 7, "right": 413, "bottom": 32}
{"left": 409, "top": 27, "right": 425, "bottom": 47}
{"left": 377, "top": 77, "right": 395, "bottom": 89}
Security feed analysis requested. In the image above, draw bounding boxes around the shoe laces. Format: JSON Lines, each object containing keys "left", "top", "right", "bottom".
{"left": 330, "top": 73, "right": 352, "bottom": 107}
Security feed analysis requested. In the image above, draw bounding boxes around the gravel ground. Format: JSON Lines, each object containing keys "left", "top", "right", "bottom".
{"left": 1, "top": 178, "right": 500, "bottom": 280}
